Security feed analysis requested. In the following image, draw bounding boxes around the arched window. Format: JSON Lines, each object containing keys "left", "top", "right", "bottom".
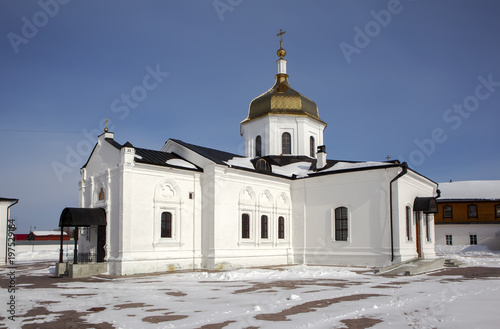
{"left": 278, "top": 216, "right": 285, "bottom": 239}
{"left": 281, "top": 132, "right": 291, "bottom": 155}
{"left": 261, "top": 215, "right": 268, "bottom": 239}
{"left": 161, "top": 212, "right": 172, "bottom": 238}
{"left": 255, "top": 135, "right": 262, "bottom": 157}
{"left": 335, "top": 207, "right": 348, "bottom": 241}
{"left": 242, "top": 214, "right": 250, "bottom": 239}
{"left": 406, "top": 206, "right": 412, "bottom": 241}
{"left": 255, "top": 158, "right": 271, "bottom": 172}
{"left": 310, "top": 136, "right": 315, "bottom": 158}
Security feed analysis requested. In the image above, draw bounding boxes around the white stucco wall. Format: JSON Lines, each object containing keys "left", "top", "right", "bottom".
{"left": 241, "top": 115, "right": 325, "bottom": 157}
{"left": 294, "top": 168, "right": 394, "bottom": 267}
{"left": 201, "top": 165, "right": 292, "bottom": 270}
{"left": 392, "top": 172, "right": 438, "bottom": 263}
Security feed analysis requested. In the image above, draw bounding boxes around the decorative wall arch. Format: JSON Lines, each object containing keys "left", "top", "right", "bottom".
{"left": 239, "top": 186, "right": 256, "bottom": 206}
{"left": 276, "top": 192, "right": 290, "bottom": 210}
{"left": 259, "top": 189, "right": 274, "bottom": 207}
{"left": 154, "top": 179, "right": 182, "bottom": 204}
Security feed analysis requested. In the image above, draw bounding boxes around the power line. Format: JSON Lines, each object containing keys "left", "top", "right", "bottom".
{"left": 0, "top": 129, "right": 82, "bottom": 134}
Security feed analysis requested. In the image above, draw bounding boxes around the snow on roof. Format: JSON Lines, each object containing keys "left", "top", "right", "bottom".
{"left": 321, "top": 161, "right": 389, "bottom": 173}
{"left": 438, "top": 180, "right": 500, "bottom": 200}
{"left": 272, "top": 162, "right": 313, "bottom": 178}
{"left": 166, "top": 158, "right": 197, "bottom": 169}
{"left": 32, "top": 231, "right": 68, "bottom": 236}
{"left": 225, "top": 157, "right": 391, "bottom": 178}
{"left": 225, "top": 157, "right": 254, "bottom": 170}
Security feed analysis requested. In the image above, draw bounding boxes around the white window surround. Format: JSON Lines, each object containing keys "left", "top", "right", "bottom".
{"left": 275, "top": 192, "right": 291, "bottom": 245}
{"left": 330, "top": 205, "right": 351, "bottom": 243}
{"left": 239, "top": 210, "right": 255, "bottom": 244}
{"left": 258, "top": 213, "right": 272, "bottom": 244}
{"left": 153, "top": 180, "right": 183, "bottom": 247}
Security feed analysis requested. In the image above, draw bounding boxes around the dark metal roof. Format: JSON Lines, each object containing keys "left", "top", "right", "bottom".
{"left": 134, "top": 147, "right": 201, "bottom": 171}
{"left": 263, "top": 155, "right": 314, "bottom": 167}
{"left": 414, "top": 197, "right": 438, "bottom": 214}
{"left": 59, "top": 208, "right": 106, "bottom": 227}
{"left": 105, "top": 138, "right": 122, "bottom": 149}
{"left": 0, "top": 197, "right": 18, "bottom": 202}
{"left": 170, "top": 139, "right": 241, "bottom": 165}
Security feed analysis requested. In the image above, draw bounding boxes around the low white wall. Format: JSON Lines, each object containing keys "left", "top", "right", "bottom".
{"left": 435, "top": 224, "right": 500, "bottom": 250}
{"left": 15, "top": 241, "right": 74, "bottom": 262}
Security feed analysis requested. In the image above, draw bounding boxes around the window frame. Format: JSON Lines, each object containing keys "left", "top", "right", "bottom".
{"left": 278, "top": 216, "right": 285, "bottom": 239}
{"left": 406, "top": 206, "right": 412, "bottom": 241}
{"left": 467, "top": 204, "right": 478, "bottom": 218}
{"left": 281, "top": 132, "right": 291, "bottom": 155}
{"left": 334, "top": 207, "right": 348, "bottom": 242}
{"left": 445, "top": 234, "right": 452, "bottom": 245}
{"left": 255, "top": 158, "right": 271, "bottom": 172}
{"left": 469, "top": 234, "right": 478, "bottom": 245}
{"left": 260, "top": 215, "right": 269, "bottom": 239}
{"left": 255, "top": 135, "right": 262, "bottom": 157}
{"left": 443, "top": 205, "right": 452, "bottom": 219}
{"left": 241, "top": 213, "right": 250, "bottom": 239}
{"left": 161, "top": 212, "right": 173, "bottom": 238}
{"left": 309, "top": 136, "right": 315, "bottom": 158}
{"left": 425, "top": 214, "right": 431, "bottom": 242}
{"left": 495, "top": 204, "right": 500, "bottom": 218}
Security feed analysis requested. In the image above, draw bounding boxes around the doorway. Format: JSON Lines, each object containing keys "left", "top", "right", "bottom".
{"left": 415, "top": 212, "right": 422, "bottom": 258}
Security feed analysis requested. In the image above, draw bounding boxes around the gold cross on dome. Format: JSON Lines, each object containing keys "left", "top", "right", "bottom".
{"left": 104, "top": 118, "right": 108, "bottom": 132}
{"left": 277, "top": 29, "right": 286, "bottom": 47}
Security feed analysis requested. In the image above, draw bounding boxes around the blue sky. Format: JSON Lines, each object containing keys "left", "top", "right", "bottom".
{"left": 1, "top": 0, "right": 499, "bottom": 233}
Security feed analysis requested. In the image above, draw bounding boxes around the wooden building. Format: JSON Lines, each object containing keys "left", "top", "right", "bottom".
{"left": 434, "top": 181, "right": 500, "bottom": 250}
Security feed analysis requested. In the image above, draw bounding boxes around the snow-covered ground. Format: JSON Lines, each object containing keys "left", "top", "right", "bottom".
{"left": 2, "top": 247, "right": 500, "bottom": 329}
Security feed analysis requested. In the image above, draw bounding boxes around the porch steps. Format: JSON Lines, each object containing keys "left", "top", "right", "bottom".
{"left": 443, "top": 258, "right": 464, "bottom": 268}
{"left": 375, "top": 258, "right": 446, "bottom": 276}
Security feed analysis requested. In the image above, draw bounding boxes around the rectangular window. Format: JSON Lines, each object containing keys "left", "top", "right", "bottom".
{"left": 470, "top": 234, "right": 477, "bottom": 245}
{"left": 496, "top": 205, "right": 500, "bottom": 218}
{"left": 278, "top": 216, "right": 285, "bottom": 239}
{"left": 445, "top": 234, "right": 452, "bottom": 245}
{"left": 425, "top": 215, "right": 431, "bottom": 242}
{"left": 161, "top": 212, "right": 172, "bottom": 238}
{"left": 261, "top": 215, "right": 268, "bottom": 239}
{"left": 406, "top": 206, "right": 412, "bottom": 241}
{"left": 443, "top": 205, "right": 452, "bottom": 218}
{"left": 468, "top": 205, "right": 478, "bottom": 218}
{"left": 335, "top": 207, "right": 348, "bottom": 241}
{"left": 242, "top": 214, "right": 250, "bottom": 239}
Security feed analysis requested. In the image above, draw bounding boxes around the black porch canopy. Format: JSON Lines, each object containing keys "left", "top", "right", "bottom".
{"left": 413, "top": 197, "right": 438, "bottom": 214}
{"left": 58, "top": 207, "right": 106, "bottom": 264}
{"left": 59, "top": 207, "right": 106, "bottom": 227}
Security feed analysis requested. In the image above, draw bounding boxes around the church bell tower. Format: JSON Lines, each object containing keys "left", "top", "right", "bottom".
{"left": 240, "top": 30, "right": 326, "bottom": 158}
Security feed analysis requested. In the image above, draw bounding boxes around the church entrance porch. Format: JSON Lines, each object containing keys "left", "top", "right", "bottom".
{"left": 56, "top": 208, "right": 108, "bottom": 278}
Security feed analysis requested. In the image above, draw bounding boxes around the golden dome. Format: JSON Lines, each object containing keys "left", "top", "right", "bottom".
{"left": 242, "top": 74, "right": 323, "bottom": 124}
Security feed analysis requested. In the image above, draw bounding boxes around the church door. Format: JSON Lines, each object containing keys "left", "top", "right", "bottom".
{"left": 415, "top": 212, "right": 422, "bottom": 258}
{"left": 97, "top": 225, "right": 106, "bottom": 263}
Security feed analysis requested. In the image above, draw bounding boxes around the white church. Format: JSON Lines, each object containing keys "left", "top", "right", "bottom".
{"left": 60, "top": 32, "right": 439, "bottom": 276}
